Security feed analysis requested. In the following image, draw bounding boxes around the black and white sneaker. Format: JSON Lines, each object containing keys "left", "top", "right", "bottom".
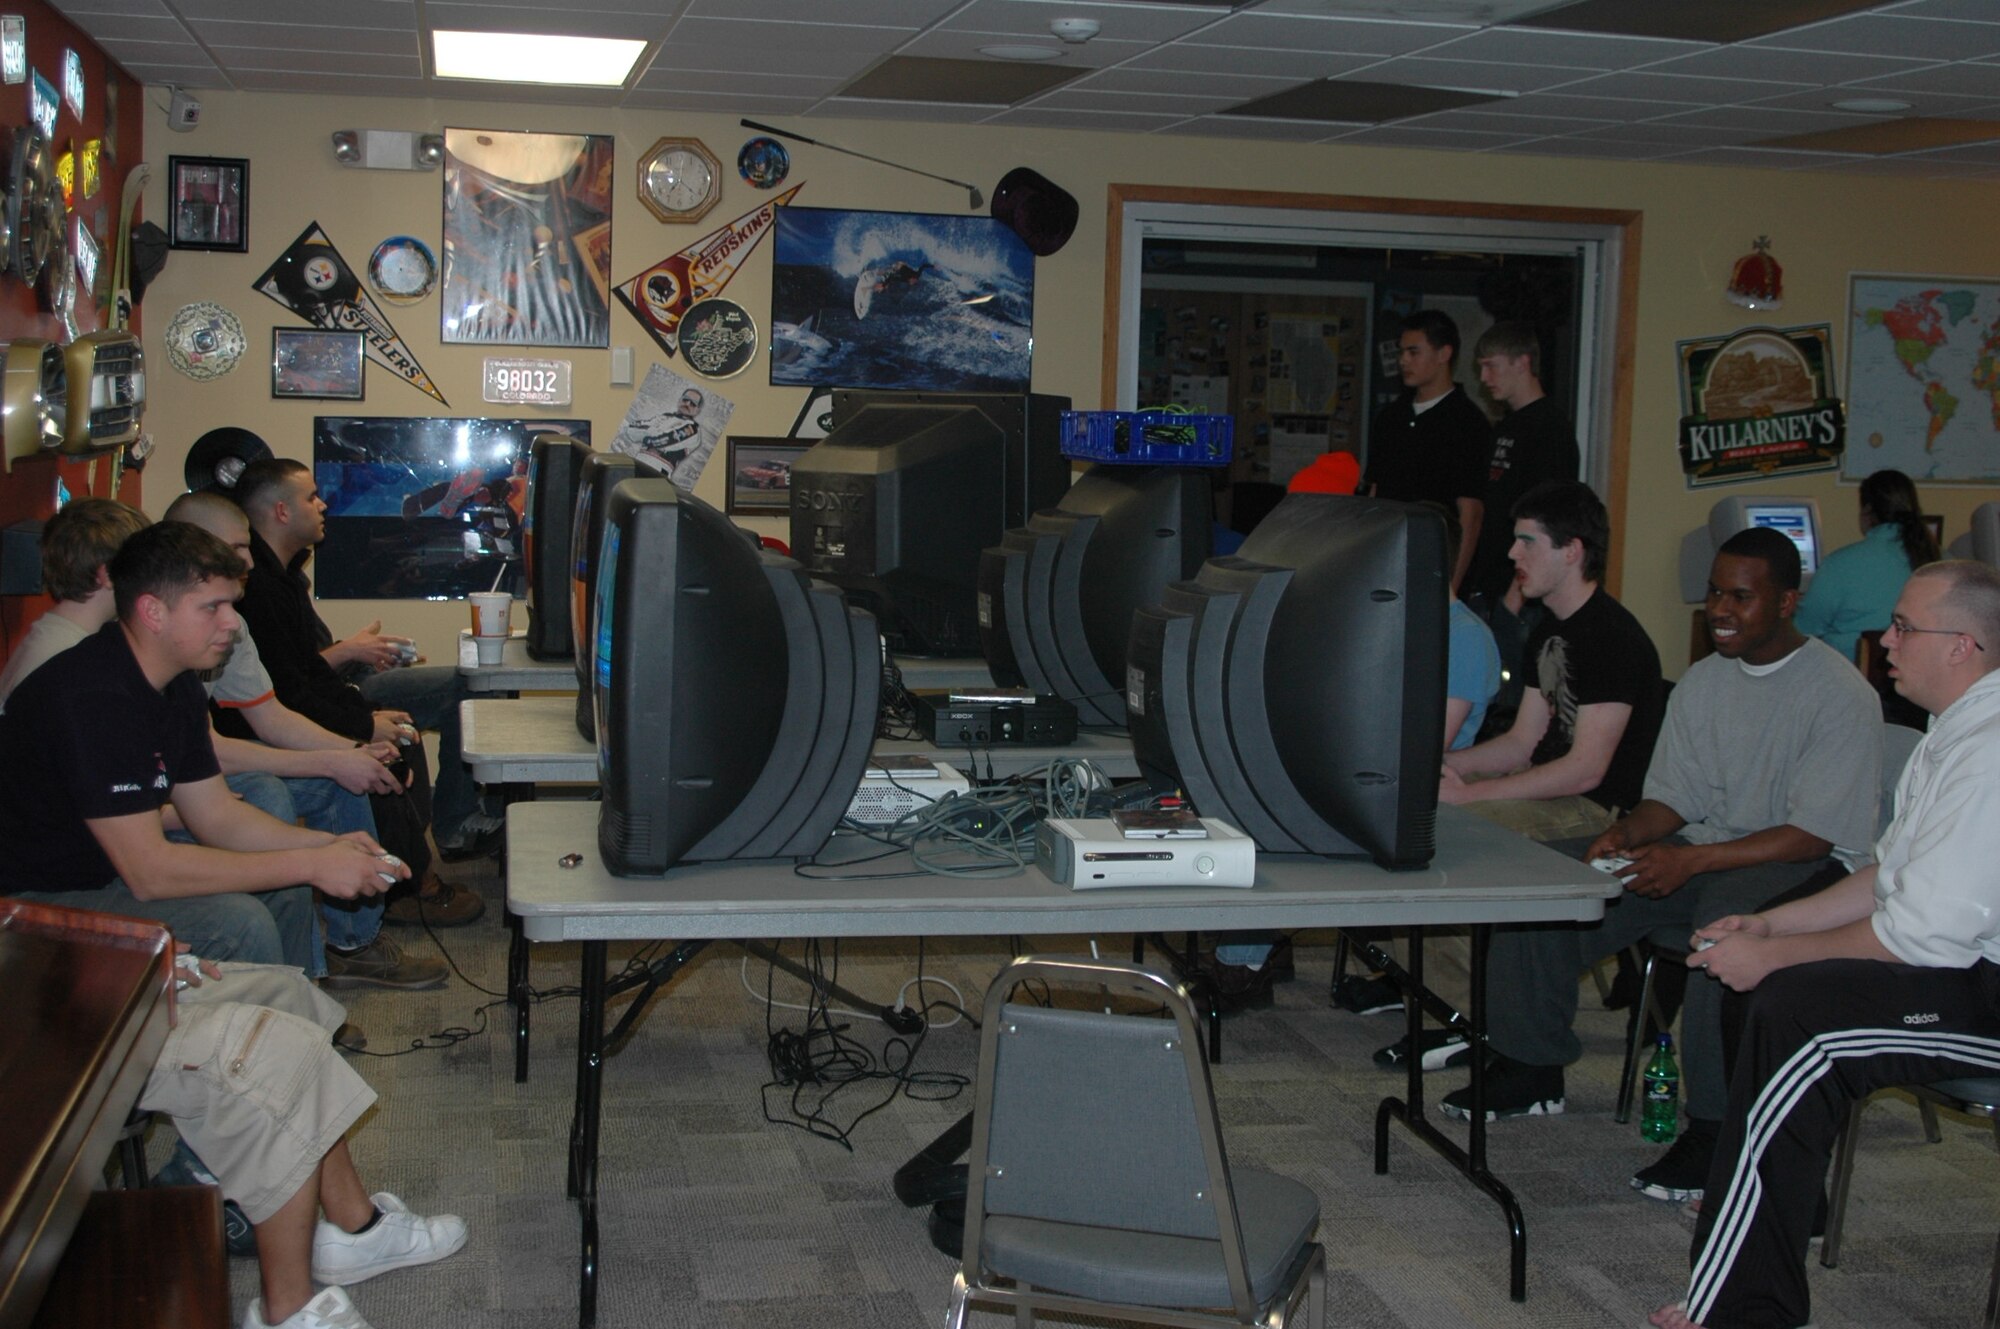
{"left": 1439, "top": 1056, "right": 1565, "bottom": 1122}
{"left": 1632, "top": 1122, "right": 1717, "bottom": 1202}
{"left": 1372, "top": 1027, "right": 1471, "bottom": 1071}
{"left": 1331, "top": 972, "right": 1402, "bottom": 1015}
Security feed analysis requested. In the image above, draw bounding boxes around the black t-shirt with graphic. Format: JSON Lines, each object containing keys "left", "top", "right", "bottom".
{"left": 1522, "top": 588, "right": 1662, "bottom": 811}
{"left": 0, "top": 623, "right": 219, "bottom": 894}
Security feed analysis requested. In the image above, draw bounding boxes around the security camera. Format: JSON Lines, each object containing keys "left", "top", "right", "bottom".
{"left": 1050, "top": 17, "right": 1100, "bottom": 42}
{"left": 167, "top": 86, "right": 200, "bottom": 132}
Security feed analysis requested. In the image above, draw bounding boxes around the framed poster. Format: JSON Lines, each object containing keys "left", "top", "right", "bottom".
{"left": 312, "top": 415, "right": 588, "bottom": 599}
{"left": 272, "top": 328, "right": 364, "bottom": 400}
{"left": 769, "top": 206, "right": 1034, "bottom": 393}
{"left": 1845, "top": 273, "right": 2000, "bottom": 484}
{"left": 168, "top": 155, "right": 248, "bottom": 253}
{"left": 441, "top": 128, "right": 613, "bottom": 348}
{"left": 725, "top": 437, "right": 808, "bottom": 514}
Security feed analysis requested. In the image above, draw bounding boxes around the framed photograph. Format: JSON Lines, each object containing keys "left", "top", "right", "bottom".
{"left": 770, "top": 205, "right": 1034, "bottom": 393}
{"left": 725, "top": 436, "right": 808, "bottom": 515}
{"left": 168, "top": 155, "right": 248, "bottom": 253}
{"left": 272, "top": 328, "right": 365, "bottom": 400}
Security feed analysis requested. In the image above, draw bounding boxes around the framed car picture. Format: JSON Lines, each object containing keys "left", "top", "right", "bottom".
{"left": 168, "top": 155, "right": 248, "bottom": 252}
{"left": 272, "top": 327, "right": 364, "bottom": 400}
{"left": 725, "top": 436, "right": 808, "bottom": 515}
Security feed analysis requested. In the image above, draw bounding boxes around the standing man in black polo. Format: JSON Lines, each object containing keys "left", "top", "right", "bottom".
{"left": 1364, "top": 309, "right": 1491, "bottom": 594}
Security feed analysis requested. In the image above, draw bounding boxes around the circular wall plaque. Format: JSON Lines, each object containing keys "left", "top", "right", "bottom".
{"left": 368, "top": 235, "right": 436, "bottom": 304}
{"left": 737, "top": 137, "right": 789, "bottom": 190}
{"left": 164, "top": 301, "right": 246, "bottom": 381}
{"left": 677, "top": 297, "right": 757, "bottom": 379}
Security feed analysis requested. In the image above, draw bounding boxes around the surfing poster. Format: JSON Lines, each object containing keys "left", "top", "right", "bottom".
{"left": 769, "top": 206, "right": 1034, "bottom": 393}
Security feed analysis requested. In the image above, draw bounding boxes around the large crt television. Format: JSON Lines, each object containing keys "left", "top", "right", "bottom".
{"left": 1677, "top": 495, "right": 1822, "bottom": 602}
{"left": 593, "top": 478, "right": 881, "bottom": 875}
{"left": 789, "top": 391, "right": 1069, "bottom": 656}
{"left": 523, "top": 433, "right": 592, "bottom": 661}
{"left": 1126, "top": 493, "right": 1448, "bottom": 870}
{"left": 977, "top": 464, "right": 1212, "bottom": 726}
{"left": 570, "top": 451, "right": 638, "bottom": 740}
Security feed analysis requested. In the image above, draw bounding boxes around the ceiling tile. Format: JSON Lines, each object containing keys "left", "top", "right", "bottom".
{"left": 939, "top": 0, "right": 1232, "bottom": 43}
{"left": 1649, "top": 104, "right": 1882, "bottom": 134}
{"left": 1334, "top": 124, "right": 1542, "bottom": 149}
{"left": 1747, "top": 84, "right": 1999, "bottom": 116}
{"left": 423, "top": 5, "right": 662, "bottom": 39}
{"left": 228, "top": 70, "right": 430, "bottom": 95}
{"left": 1884, "top": 0, "right": 2000, "bottom": 17}
{"left": 668, "top": 15, "right": 916, "bottom": 53}
{"left": 1123, "top": 44, "right": 1377, "bottom": 79}
{"left": 620, "top": 88, "right": 823, "bottom": 114}
{"left": 982, "top": 105, "right": 1193, "bottom": 131}
{"left": 898, "top": 31, "right": 1145, "bottom": 67}
{"left": 1182, "top": 12, "right": 1470, "bottom": 56}
{"left": 631, "top": 68, "right": 846, "bottom": 98}
{"left": 1069, "top": 66, "right": 1306, "bottom": 98}
{"left": 1497, "top": 91, "right": 1699, "bottom": 120}
{"left": 645, "top": 42, "right": 879, "bottom": 79}
{"left": 1509, "top": 0, "right": 1882, "bottom": 44}
{"left": 1419, "top": 26, "right": 1709, "bottom": 69}
{"left": 1842, "top": 61, "right": 2000, "bottom": 98}
{"left": 1567, "top": 120, "right": 1767, "bottom": 144}
{"left": 1348, "top": 55, "right": 1592, "bottom": 93}
{"left": 838, "top": 55, "right": 1084, "bottom": 103}
{"left": 1654, "top": 145, "right": 1862, "bottom": 168}
{"left": 815, "top": 97, "right": 1000, "bottom": 123}
{"left": 1747, "top": 14, "right": 2000, "bottom": 60}
{"left": 1406, "top": 108, "right": 1617, "bottom": 134}
{"left": 188, "top": 22, "right": 418, "bottom": 54}
{"left": 1646, "top": 44, "right": 1939, "bottom": 84}
{"left": 48, "top": 0, "right": 178, "bottom": 15}
{"left": 682, "top": 0, "right": 958, "bottom": 24}
{"left": 1226, "top": 78, "right": 1500, "bottom": 121}
{"left": 1897, "top": 140, "right": 2000, "bottom": 163}
{"left": 1558, "top": 70, "right": 1810, "bottom": 103}
{"left": 1028, "top": 86, "right": 1241, "bottom": 114}
{"left": 1154, "top": 114, "right": 1341, "bottom": 140}
{"left": 172, "top": 0, "right": 415, "bottom": 25}
{"left": 1254, "top": 0, "right": 1552, "bottom": 19}
{"left": 1512, "top": 136, "right": 1685, "bottom": 159}
{"left": 215, "top": 47, "right": 423, "bottom": 75}
{"left": 60, "top": 14, "right": 185, "bottom": 41}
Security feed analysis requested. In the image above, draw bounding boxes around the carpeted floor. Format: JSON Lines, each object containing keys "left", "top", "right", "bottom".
{"left": 197, "top": 848, "right": 1998, "bottom": 1329}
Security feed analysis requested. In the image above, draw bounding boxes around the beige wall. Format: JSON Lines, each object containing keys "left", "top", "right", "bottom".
{"left": 140, "top": 90, "right": 2000, "bottom": 671}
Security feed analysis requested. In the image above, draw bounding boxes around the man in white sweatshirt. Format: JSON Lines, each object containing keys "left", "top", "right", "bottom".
{"left": 1653, "top": 558, "right": 2000, "bottom": 1329}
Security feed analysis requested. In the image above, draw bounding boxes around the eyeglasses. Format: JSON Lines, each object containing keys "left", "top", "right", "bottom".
{"left": 1887, "top": 615, "right": 1985, "bottom": 652}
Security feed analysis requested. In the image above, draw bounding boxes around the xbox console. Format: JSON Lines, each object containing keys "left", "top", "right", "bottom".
{"left": 1035, "top": 817, "right": 1256, "bottom": 890}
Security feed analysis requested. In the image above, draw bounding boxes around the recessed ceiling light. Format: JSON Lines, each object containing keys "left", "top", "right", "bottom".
{"left": 980, "top": 44, "right": 1065, "bottom": 61}
{"left": 433, "top": 30, "right": 646, "bottom": 87}
{"left": 1831, "top": 97, "right": 1912, "bottom": 114}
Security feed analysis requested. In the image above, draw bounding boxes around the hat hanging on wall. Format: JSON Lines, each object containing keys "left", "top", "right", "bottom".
{"left": 184, "top": 426, "right": 270, "bottom": 495}
{"left": 1726, "top": 236, "right": 1783, "bottom": 311}
{"left": 128, "top": 221, "right": 168, "bottom": 304}
{"left": 990, "top": 167, "right": 1077, "bottom": 257}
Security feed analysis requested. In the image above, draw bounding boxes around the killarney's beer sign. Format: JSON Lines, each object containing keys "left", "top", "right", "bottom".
{"left": 1676, "top": 323, "right": 1844, "bottom": 488}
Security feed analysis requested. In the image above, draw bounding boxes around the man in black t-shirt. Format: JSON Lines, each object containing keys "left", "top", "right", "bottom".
{"left": 0, "top": 524, "right": 404, "bottom": 965}
{"left": 1465, "top": 322, "right": 1581, "bottom": 606}
{"left": 1363, "top": 310, "right": 1490, "bottom": 592}
{"left": 1440, "top": 480, "right": 1663, "bottom": 843}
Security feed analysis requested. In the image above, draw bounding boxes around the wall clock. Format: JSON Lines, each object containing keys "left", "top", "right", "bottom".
{"left": 637, "top": 137, "right": 721, "bottom": 225}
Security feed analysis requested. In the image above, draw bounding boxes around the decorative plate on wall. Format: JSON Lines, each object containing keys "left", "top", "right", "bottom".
{"left": 164, "top": 300, "right": 246, "bottom": 381}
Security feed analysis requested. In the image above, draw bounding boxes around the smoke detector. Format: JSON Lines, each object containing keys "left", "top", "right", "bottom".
{"left": 1050, "top": 17, "right": 1101, "bottom": 42}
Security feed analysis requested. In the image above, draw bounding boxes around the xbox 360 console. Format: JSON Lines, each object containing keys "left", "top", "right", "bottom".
{"left": 1035, "top": 816, "right": 1255, "bottom": 890}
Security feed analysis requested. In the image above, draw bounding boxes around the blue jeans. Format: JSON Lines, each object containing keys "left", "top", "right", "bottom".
{"left": 148, "top": 772, "right": 324, "bottom": 974}
{"left": 358, "top": 664, "right": 480, "bottom": 847}
{"left": 281, "top": 776, "right": 385, "bottom": 952}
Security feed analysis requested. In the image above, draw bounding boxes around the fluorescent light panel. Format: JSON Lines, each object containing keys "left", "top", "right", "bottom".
{"left": 433, "top": 31, "right": 645, "bottom": 87}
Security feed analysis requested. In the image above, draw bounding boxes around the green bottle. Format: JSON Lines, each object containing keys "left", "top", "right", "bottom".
{"left": 1642, "top": 1033, "right": 1680, "bottom": 1144}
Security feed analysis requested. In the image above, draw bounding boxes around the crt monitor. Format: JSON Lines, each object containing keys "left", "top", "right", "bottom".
{"left": 829, "top": 389, "right": 1070, "bottom": 532}
{"left": 593, "top": 478, "right": 880, "bottom": 875}
{"left": 1951, "top": 501, "right": 2000, "bottom": 567}
{"left": 1677, "top": 495, "right": 1823, "bottom": 602}
{"left": 1126, "top": 493, "right": 1448, "bottom": 869}
{"left": 523, "top": 433, "right": 592, "bottom": 661}
{"left": 978, "top": 464, "right": 1212, "bottom": 726}
{"left": 570, "top": 451, "right": 638, "bottom": 740}
{"left": 790, "top": 401, "right": 1024, "bottom": 656}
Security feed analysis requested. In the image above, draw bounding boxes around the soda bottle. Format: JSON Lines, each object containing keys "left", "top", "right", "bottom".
{"left": 1642, "top": 1032, "right": 1680, "bottom": 1143}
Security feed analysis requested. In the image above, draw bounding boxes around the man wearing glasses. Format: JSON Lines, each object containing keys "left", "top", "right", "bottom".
{"left": 1653, "top": 559, "right": 2000, "bottom": 1329}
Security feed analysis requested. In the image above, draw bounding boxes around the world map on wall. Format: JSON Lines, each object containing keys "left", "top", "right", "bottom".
{"left": 1846, "top": 275, "right": 2000, "bottom": 484}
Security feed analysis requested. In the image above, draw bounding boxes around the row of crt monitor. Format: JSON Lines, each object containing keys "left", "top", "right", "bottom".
{"left": 518, "top": 392, "right": 1451, "bottom": 876}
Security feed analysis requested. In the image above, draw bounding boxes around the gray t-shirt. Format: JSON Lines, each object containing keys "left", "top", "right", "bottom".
{"left": 206, "top": 628, "right": 276, "bottom": 709}
{"left": 1644, "top": 636, "right": 1882, "bottom": 869}
{"left": 0, "top": 612, "right": 90, "bottom": 709}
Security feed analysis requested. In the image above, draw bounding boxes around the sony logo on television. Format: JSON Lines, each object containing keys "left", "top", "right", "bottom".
{"left": 793, "top": 488, "right": 866, "bottom": 512}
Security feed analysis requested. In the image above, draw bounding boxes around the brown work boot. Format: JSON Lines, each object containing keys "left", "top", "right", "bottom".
{"left": 383, "top": 875, "right": 485, "bottom": 927}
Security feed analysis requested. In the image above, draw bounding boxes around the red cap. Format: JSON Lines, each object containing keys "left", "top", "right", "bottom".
{"left": 1287, "top": 452, "right": 1361, "bottom": 496}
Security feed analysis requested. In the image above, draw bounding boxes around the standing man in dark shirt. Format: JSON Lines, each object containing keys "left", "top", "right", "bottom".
{"left": 1465, "top": 322, "right": 1581, "bottom": 608}
{"left": 1440, "top": 480, "right": 1663, "bottom": 843}
{"left": 1364, "top": 310, "right": 1490, "bottom": 592}
{"left": 0, "top": 523, "right": 403, "bottom": 965}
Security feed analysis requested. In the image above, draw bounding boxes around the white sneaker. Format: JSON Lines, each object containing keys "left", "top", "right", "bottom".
{"left": 311, "top": 1192, "right": 467, "bottom": 1286}
{"left": 244, "top": 1286, "right": 374, "bottom": 1329}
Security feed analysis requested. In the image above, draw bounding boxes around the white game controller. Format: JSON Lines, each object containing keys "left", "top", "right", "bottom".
{"left": 174, "top": 951, "right": 204, "bottom": 991}
{"left": 394, "top": 723, "right": 417, "bottom": 745}
{"left": 378, "top": 852, "right": 404, "bottom": 885}
{"left": 1590, "top": 855, "right": 1635, "bottom": 874}
{"left": 1693, "top": 935, "right": 1718, "bottom": 952}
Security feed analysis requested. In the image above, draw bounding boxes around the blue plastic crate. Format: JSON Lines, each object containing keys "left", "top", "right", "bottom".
{"left": 1060, "top": 410, "right": 1234, "bottom": 466}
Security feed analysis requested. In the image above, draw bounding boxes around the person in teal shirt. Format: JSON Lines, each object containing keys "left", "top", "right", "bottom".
{"left": 1795, "top": 469, "right": 1938, "bottom": 662}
